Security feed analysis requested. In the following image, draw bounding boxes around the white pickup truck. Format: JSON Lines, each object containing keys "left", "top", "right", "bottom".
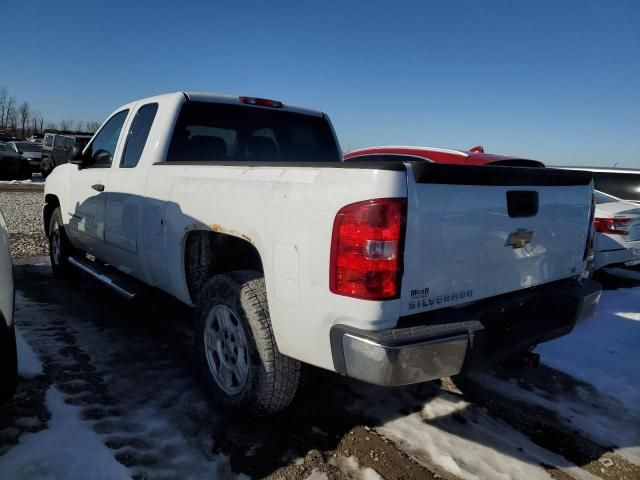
{"left": 43, "top": 92, "right": 601, "bottom": 414}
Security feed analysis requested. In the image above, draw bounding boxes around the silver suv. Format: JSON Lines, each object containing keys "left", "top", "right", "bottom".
{"left": 41, "top": 132, "right": 93, "bottom": 178}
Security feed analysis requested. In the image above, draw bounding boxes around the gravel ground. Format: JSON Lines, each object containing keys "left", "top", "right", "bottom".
{"left": 0, "top": 186, "right": 48, "bottom": 258}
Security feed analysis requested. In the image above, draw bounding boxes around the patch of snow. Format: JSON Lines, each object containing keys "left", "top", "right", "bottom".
{"left": 536, "top": 287, "right": 640, "bottom": 413}
{"left": 330, "top": 455, "right": 383, "bottom": 480}
{"left": 348, "top": 385, "right": 600, "bottom": 480}
{"left": 15, "top": 328, "right": 43, "bottom": 379}
{"left": 12, "top": 285, "right": 246, "bottom": 480}
{"left": 0, "top": 177, "right": 43, "bottom": 185}
{"left": 0, "top": 387, "right": 130, "bottom": 480}
{"left": 305, "top": 470, "right": 329, "bottom": 480}
{"left": 472, "top": 370, "right": 640, "bottom": 465}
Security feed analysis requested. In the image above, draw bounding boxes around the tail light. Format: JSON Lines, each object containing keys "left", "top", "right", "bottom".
{"left": 584, "top": 194, "right": 596, "bottom": 261}
{"left": 594, "top": 217, "right": 632, "bottom": 235}
{"left": 330, "top": 198, "right": 406, "bottom": 300}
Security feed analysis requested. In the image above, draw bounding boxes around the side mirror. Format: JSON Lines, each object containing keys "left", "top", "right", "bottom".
{"left": 93, "top": 149, "right": 110, "bottom": 165}
{"left": 70, "top": 145, "right": 86, "bottom": 165}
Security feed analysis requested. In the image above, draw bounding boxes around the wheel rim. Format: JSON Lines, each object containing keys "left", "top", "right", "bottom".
{"left": 50, "top": 222, "right": 61, "bottom": 265}
{"left": 203, "top": 304, "right": 249, "bottom": 395}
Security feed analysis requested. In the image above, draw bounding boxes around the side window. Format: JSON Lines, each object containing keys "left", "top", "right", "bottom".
{"left": 44, "top": 134, "right": 53, "bottom": 147}
{"left": 53, "top": 136, "right": 64, "bottom": 148}
{"left": 87, "top": 110, "right": 129, "bottom": 168}
{"left": 121, "top": 103, "right": 158, "bottom": 168}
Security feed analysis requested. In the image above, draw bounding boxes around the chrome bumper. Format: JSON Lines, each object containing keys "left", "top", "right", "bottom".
{"left": 331, "top": 279, "right": 601, "bottom": 386}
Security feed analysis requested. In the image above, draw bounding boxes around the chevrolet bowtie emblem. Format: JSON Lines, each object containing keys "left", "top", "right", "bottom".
{"left": 506, "top": 228, "right": 534, "bottom": 248}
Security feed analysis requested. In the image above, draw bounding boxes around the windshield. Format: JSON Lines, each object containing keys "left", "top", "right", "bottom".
{"left": 166, "top": 101, "right": 340, "bottom": 163}
{"left": 13, "top": 142, "right": 42, "bottom": 153}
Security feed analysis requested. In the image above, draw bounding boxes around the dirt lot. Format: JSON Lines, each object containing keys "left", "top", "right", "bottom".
{"left": 1, "top": 184, "right": 639, "bottom": 480}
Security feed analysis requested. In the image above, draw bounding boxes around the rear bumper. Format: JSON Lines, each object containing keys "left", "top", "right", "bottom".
{"left": 330, "top": 279, "right": 601, "bottom": 386}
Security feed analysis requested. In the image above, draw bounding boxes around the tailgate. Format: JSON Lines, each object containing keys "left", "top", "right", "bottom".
{"left": 401, "top": 164, "right": 593, "bottom": 315}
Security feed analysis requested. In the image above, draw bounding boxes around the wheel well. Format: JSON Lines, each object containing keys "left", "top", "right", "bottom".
{"left": 184, "top": 230, "right": 264, "bottom": 304}
{"left": 43, "top": 194, "right": 60, "bottom": 234}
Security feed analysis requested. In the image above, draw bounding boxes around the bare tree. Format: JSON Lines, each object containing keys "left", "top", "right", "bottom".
{"left": 5, "top": 97, "right": 16, "bottom": 132}
{"left": 0, "top": 87, "right": 8, "bottom": 129}
{"left": 59, "top": 119, "right": 74, "bottom": 131}
{"left": 30, "top": 110, "right": 40, "bottom": 136}
{"left": 86, "top": 120, "right": 102, "bottom": 132}
{"left": 6, "top": 98, "right": 17, "bottom": 132}
{"left": 75, "top": 120, "right": 85, "bottom": 132}
{"left": 45, "top": 121, "right": 58, "bottom": 131}
{"left": 39, "top": 117, "right": 44, "bottom": 134}
{"left": 19, "top": 101, "right": 30, "bottom": 138}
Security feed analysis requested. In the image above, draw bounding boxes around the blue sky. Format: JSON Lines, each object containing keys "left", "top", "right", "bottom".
{"left": 3, "top": 0, "right": 639, "bottom": 167}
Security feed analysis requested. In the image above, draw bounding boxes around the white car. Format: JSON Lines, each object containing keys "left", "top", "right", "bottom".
{"left": 0, "top": 209, "right": 16, "bottom": 401}
{"left": 594, "top": 191, "right": 640, "bottom": 270}
{"left": 43, "top": 92, "right": 601, "bottom": 414}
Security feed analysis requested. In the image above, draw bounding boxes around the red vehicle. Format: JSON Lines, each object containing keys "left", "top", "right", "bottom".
{"left": 343, "top": 145, "right": 545, "bottom": 167}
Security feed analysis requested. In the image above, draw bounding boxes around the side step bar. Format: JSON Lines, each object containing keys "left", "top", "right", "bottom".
{"left": 68, "top": 256, "right": 137, "bottom": 300}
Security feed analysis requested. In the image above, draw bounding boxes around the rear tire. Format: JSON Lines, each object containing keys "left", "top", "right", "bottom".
{"left": 0, "top": 323, "right": 17, "bottom": 402}
{"left": 195, "top": 271, "right": 300, "bottom": 415}
{"left": 48, "top": 207, "right": 77, "bottom": 278}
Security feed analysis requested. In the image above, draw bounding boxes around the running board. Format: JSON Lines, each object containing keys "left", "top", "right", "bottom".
{"left": 68, "top": 256, "right": 137, "bottom": 300}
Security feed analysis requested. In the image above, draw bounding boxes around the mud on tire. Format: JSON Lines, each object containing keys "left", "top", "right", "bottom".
{"left": 195, "top": 271, "right": 300, "bottom": 415}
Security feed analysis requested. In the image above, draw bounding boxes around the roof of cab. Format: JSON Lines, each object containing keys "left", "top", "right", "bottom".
{"left": 183, "top": 92, "right": 325, "bottom": 117}
{"left": 115, "top": 92, "right": 325, "bottom": 117}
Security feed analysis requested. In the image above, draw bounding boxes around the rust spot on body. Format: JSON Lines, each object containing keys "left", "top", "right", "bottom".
{"left": 208, "top": 224, "right": 254, "bottom": 244}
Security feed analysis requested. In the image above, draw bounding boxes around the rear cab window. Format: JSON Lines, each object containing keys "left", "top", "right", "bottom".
{"left": 166, "top": 101, "right": 340, "bottom": 163}
{"left": 121, "top": 103, "right": 158, "bottom": 168}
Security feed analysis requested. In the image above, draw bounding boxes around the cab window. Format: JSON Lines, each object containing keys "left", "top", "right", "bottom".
{"left": 86, "top": 110, "right": 129, "bottom": 168}
{"left": 121, "top": 103, "right": 158, "bottom": 168}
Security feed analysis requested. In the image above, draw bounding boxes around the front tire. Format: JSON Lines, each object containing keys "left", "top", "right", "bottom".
{"left": 195, "top": 271, "right": 300, "bottom": 415}
{"left": 48, "top": 207, "right": 77, "bottom": 278}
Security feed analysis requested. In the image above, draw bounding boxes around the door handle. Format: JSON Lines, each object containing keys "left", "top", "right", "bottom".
{"left": 91, "top": 184, "right": 105, "bottom": 192}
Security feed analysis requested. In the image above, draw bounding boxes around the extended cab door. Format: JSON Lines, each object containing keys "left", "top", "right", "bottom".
{"left": 104, "top": 103, "right": 159, "bottom": 272}
{"left": 67, "top": 110, "right": 129, "bottom": 257}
